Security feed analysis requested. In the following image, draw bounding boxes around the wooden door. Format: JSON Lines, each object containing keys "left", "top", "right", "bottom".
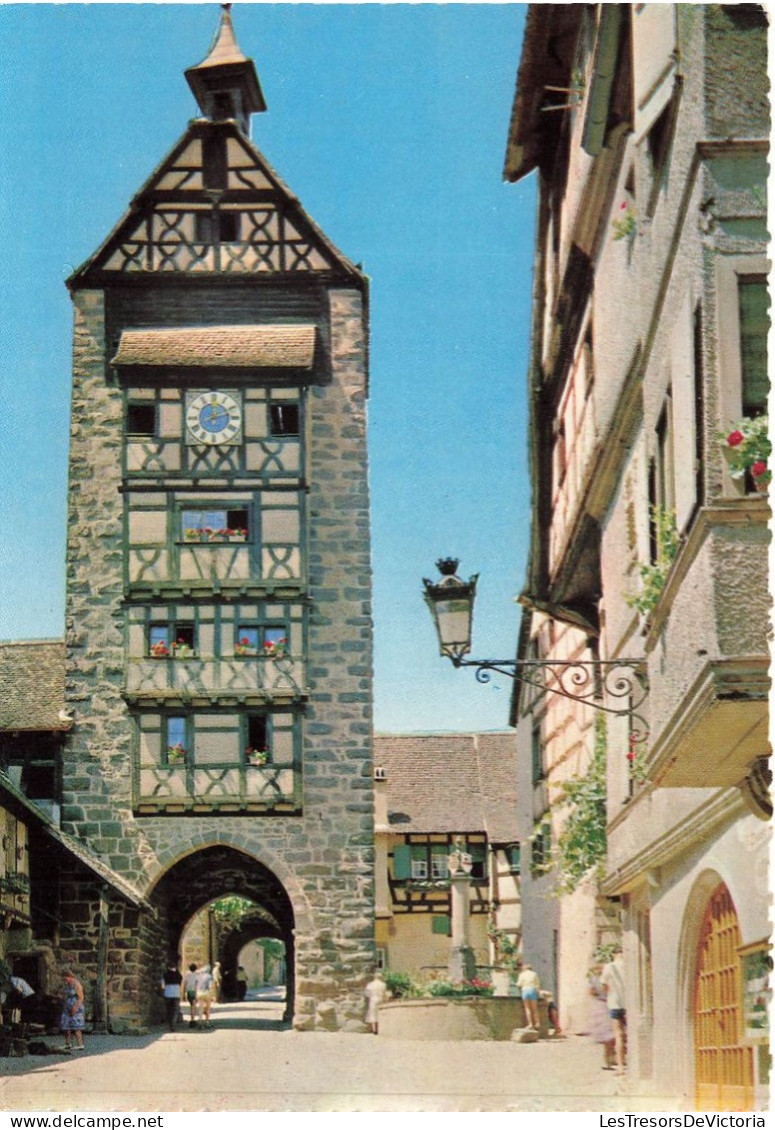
{"left": 694, "top": 883, "right": 754, "bottom": 1111}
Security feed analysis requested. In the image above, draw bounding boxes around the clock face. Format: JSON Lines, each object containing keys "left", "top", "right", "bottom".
{"left": 186, "top": 391, "right": 242, "bottom": 446}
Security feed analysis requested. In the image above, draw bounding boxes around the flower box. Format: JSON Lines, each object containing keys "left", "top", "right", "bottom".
{"left": 247, "top": 749, "right": 269, "bottom": 766}
{"left": 263, "top": 638, "right": 289, "bottom": 660}
{"left": 166, "top": 745, "right": 187, "bottom": 764}
{"left": 721, "top": 415, "right": 770, "bottom": 489}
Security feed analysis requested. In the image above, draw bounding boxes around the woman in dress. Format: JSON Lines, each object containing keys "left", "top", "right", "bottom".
{"left": 59, "top": 969, "right": 85, "bottom": 1052}
{"left": 588, "top": 964, "right": 616, "bottom": 1069}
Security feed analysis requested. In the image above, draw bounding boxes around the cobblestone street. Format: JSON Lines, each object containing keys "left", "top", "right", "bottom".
{"left": 0, "top": 997, "right": 686, "bottom": 1113}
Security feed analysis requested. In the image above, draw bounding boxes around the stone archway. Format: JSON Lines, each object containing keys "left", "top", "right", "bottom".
{"left": 218, "top": 911, "right": 287, "bottom": 998}
{"left": 150, "top": 845, "right": 295, "bottom": 1022}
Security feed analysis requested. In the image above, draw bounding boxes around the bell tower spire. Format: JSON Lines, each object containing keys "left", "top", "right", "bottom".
{"left": 185, "top": 4, "right": 266, "bottom": 135}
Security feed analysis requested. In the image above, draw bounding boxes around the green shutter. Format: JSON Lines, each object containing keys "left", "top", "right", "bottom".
{"left": 393, "top": 844, "right": 411, "bottom": 880}
{"left": 432, "top": 915, "right": 450, "bottom": 936}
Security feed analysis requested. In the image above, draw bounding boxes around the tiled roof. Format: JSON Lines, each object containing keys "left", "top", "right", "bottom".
{"left": 0, "top": 640, "right": 67, "bottom": 732}
{"left": 0, "top": 772, "right": 147, "bottom": 908}
{"left": 374, "top": 732, "right": 519, "bottom": 842}
{"left": 112, "top": 325, "right": 317, "bottom": 369}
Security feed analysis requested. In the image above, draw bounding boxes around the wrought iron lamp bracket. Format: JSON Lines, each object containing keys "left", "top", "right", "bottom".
{"left": 450, "top": 656, "right": 649, "bottom": 732}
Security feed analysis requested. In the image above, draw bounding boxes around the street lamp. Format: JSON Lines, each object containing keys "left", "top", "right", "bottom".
{"left": 422, "top": 558, "right": 649, "bottom": 729}
{"left": 421, "top": 557, "right": 478, "bottom": 663}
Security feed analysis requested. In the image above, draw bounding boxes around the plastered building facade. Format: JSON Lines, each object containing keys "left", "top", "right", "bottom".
{"left": 505, "top": 4, "right": 768, "bottom": 1109}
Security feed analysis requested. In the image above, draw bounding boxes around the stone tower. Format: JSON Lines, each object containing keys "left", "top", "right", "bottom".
{"left": 63, "top": 6, "right": 374, "bottom": 1030}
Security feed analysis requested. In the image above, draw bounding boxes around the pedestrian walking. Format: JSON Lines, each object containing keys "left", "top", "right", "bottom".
{"left": 516, "top": 963, "right": 541, "bottom": 1030}
{"left": 588, "top": 964, "right": 616, "bottom": 1069}
{"left": 212, "top": 961, "right": 223, "bottom": 1002}
{"left": 236, "top": 965, "right": 248, "bottom": 1001}
{"left": 59, "top": 969, "right": 85, "bottom": 1052}
{"left": 160, "top": 958, "right": 182, "bottom": 1032}
{"left": 197, "top": 964, "right": 216, "bottom": 1027}
{"left": 600, "top": 947, "right": 627, "bottom": 1075}
{"left": 363, "top": 970, "right": 388, "bottom": 1035}
{"left": 183, "top": 963, "right": 199, "bottom": 1027}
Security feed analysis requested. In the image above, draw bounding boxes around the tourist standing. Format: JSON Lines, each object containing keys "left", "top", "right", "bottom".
{"left": 183, "top": 963, "right": 199, "bottom": 1027}
{"left": 197, "top": 964, "right": 216, "bottom": 1028}
{"left": 160, "top": 958, "right": 182, "bottom": 1032}
{"left": 588, "top": 964, "right": 616, "bottom": 1069}
{"left": 363, "top": 971, "right": 388, "bottom": 1035}
{"left": 59, "top": 969, "right": 85, "bottom": 1052}
{"left": 212, "top": 961, "right": 223, "bottom": 1002}
{"left": 600, "top": 947, "right": 627, "bottom": 1075}
{"left": 516, "top": 962, "right": 541, "bottom": 1030}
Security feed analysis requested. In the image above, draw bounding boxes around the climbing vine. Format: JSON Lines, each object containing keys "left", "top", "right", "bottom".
{"left": 551, "top": 715, "right": 608, "bottom": 894}
{"left": 625, "top": 505, "right": 679, "bottom": 616}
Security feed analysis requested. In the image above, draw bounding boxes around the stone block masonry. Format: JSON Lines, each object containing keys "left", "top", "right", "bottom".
{"left": 63, "top": 281, "right": 375, "bottom": 1031}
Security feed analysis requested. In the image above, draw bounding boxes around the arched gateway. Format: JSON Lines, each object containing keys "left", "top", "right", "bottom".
{"left": 61, "top": 6, "right": 374, "bottom": 1032}
{"left": 151, "top": 847, "right": 296, "bottom": 1021}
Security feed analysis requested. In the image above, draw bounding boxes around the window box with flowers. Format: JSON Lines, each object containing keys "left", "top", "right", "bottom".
{"left": 166, "top": 743, "right": 187, "bottom": 765}
{"left": 150, "top": 640, "right": 171, "bottom": 659}
{"left": 721, "top": 415, "right": 771, "bottom": 491}
{"left": 172, "top": 639, "right": 193, "bottom": 659}
{"left": 234, "top": 637, "right": 257, "bottom": 657}
{"left": 246, "top": 748, "right": 269, "bottom": 767}
{"left": 612, "top": 201, "right": 637, "bottom": 241}
{"left": 263, "top": 637, "right": 289, "bottom": 660}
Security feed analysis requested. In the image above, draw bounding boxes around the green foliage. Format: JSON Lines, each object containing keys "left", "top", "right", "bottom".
{"left": 381, "top": 971, "right": 495, "bottom": 999}
{"left": 625, "top": 506, "right": 679, "bottom": 616}
{"left": 383, "top": 970, "right": 422, "bottom": 999}
{"left": 210, "top": 895, "right": 256, "bottom": 930}
{"left": 720, "top": 415, "right": 771, "bottom": 485}
{"left": 551, "top": 716, "right": 608, "bottom": 894}
{"left": 427, "top": 978, "right": 493, "bottom": 998}
{"left": 256, "top": 938, "right": 284, "bottom": 960}
{"left": 593, "top": 942, "right": 619, "bottom": 965}
{"left": 487, "top": 918, "right": 521, "bottom": 973}
{"left": 612, "top": 204, "right": 637, "bottom": 240}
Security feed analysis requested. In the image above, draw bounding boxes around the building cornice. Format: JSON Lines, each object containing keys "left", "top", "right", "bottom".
{"left": 601, "top": 786, "right": 746, "bottom": 896}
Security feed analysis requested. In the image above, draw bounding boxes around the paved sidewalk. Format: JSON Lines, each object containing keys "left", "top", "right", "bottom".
{"left": 0, "top": 999, "right": 686, "bottom": 1113}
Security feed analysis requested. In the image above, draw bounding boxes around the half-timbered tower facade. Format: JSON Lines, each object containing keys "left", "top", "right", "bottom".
{"left": 63, "top": 7, "right": 374, "bottom": 1030}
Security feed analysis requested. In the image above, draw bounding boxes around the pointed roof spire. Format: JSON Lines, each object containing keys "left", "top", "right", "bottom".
{"left": 185, "top": 4, "right": 266, "bottom": 133}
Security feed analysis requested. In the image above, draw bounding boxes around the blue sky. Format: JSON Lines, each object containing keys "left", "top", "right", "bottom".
{"left": 0, "top": 2, "right": 535, "bottom": 733}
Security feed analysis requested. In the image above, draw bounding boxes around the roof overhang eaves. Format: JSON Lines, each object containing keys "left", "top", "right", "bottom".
{"left": 503, "top": 4, "right": 583, "bottom": 183}
{"left": 0, "top": 775, "right": 148, "bottom": 909}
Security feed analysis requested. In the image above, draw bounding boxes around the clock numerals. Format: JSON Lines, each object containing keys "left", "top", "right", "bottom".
{"left": 186, "top": 391, "right": 242, "bottom": 446}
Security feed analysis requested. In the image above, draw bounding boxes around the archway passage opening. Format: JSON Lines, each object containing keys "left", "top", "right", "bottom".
{"left": 151, "top": 845, "right": 295, "bottom": 1026}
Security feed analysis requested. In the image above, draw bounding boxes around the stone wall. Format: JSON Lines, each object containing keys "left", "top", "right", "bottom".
{"left": 64, "top": 278, "right": 374, "bottom": 1030}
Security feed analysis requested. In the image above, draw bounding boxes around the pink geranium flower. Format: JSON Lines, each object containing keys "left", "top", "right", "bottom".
{"left": 726, "top": 430, "right": 745, "bottom": 447}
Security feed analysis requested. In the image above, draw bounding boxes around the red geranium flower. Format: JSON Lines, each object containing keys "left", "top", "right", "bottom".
{"left": 726, "top": 430, "right": 745, "bottom": 447}
{"left": 752, "top": 460, "right": 767, "bottom": 478}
